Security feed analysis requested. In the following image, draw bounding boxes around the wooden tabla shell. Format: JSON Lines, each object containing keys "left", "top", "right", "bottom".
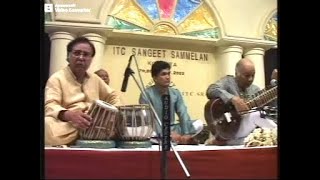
{"left": 79, "top": 100, "right": 118, "bottom": 140}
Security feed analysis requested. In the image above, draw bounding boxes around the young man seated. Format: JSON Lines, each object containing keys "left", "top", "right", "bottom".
{"left": 139, "top": 61, "right": 203, "bottom": 144}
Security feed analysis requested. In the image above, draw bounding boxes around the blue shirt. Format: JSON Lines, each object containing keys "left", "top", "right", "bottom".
{"left": 139, "top": 85, "right": 193, "bottom": 135}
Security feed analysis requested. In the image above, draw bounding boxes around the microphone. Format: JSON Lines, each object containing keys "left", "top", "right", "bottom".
{"left": 121, "top": 55, "right": 134, "bottom": 92}
{"left": 161, "top": 94, "right": 170, "bottom": 179}
{"left": 270, "top": 79, "right": 277, "bottom": 86}
{"left": 161, "top": 94, "right": 171, "bottom": 151}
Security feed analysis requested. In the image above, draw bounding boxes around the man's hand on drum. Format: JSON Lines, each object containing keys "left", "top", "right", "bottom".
{"left": 63, "top": 110, "right": 92, "bottom": 129}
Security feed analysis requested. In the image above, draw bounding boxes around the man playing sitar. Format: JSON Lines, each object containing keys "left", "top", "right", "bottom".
{"left": 205, "top": 58, "right": 277, "bottom": 145}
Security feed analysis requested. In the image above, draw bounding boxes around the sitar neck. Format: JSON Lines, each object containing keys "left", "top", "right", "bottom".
{"left": 246, "top": 86, "right": 277, "bottom": 109}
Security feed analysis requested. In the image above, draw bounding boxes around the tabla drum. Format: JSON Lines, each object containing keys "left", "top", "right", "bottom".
{"left": 76, "top": 100, "right": 119, "bottom": 149}
{"left": 116, "top": 104, "right": 155, "bottom": 148}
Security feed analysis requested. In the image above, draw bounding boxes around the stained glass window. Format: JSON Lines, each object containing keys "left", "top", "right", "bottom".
{"left": 264, "top": 13, "right": 277, "bottom": 41}
{"left": 106, "top": 0, "right": 220, "bottom": 39}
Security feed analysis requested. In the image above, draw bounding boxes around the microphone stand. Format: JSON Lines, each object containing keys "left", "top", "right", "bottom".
{"left": 128, "top": 55, "right": 191, "bottom": 178}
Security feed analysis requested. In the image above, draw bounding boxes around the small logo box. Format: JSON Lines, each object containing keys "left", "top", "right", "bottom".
{"left": 44, "top": 4, "right": 53, "bottom": 12}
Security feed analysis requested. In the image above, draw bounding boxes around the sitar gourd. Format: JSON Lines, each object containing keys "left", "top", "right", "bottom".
{"left": 204, "top": 86, "right": 277, "bottom": 140}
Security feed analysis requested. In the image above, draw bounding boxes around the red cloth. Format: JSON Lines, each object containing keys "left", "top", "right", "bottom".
{"left": 45, "top": 147, "right": 278, "bottom": 179}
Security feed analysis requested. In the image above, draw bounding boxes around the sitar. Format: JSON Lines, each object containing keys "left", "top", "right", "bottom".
{"left": 204, "top": 85, "right": 277, "bottom": 140}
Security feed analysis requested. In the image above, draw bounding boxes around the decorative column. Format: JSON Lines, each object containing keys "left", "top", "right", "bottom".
{"left": 244, "top": 48, "right": 265, "bottom": 89}
{"left": 216, "top": 45, "right": 243, "bottom": 78}
{"left": 49, "top": 32, "right": 75, "bottom": 76}
{"left": 82, "top": 33, "right": 106, "bottom": 73}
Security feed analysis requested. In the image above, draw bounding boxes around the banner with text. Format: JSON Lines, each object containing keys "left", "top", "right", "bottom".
{"left": 103, "top": 45, "right": 218, "bottom": 124}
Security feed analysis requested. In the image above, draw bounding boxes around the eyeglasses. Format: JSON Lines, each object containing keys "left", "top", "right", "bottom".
{"left": 71, "top": 50, "right": 92, "bottom": 59}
